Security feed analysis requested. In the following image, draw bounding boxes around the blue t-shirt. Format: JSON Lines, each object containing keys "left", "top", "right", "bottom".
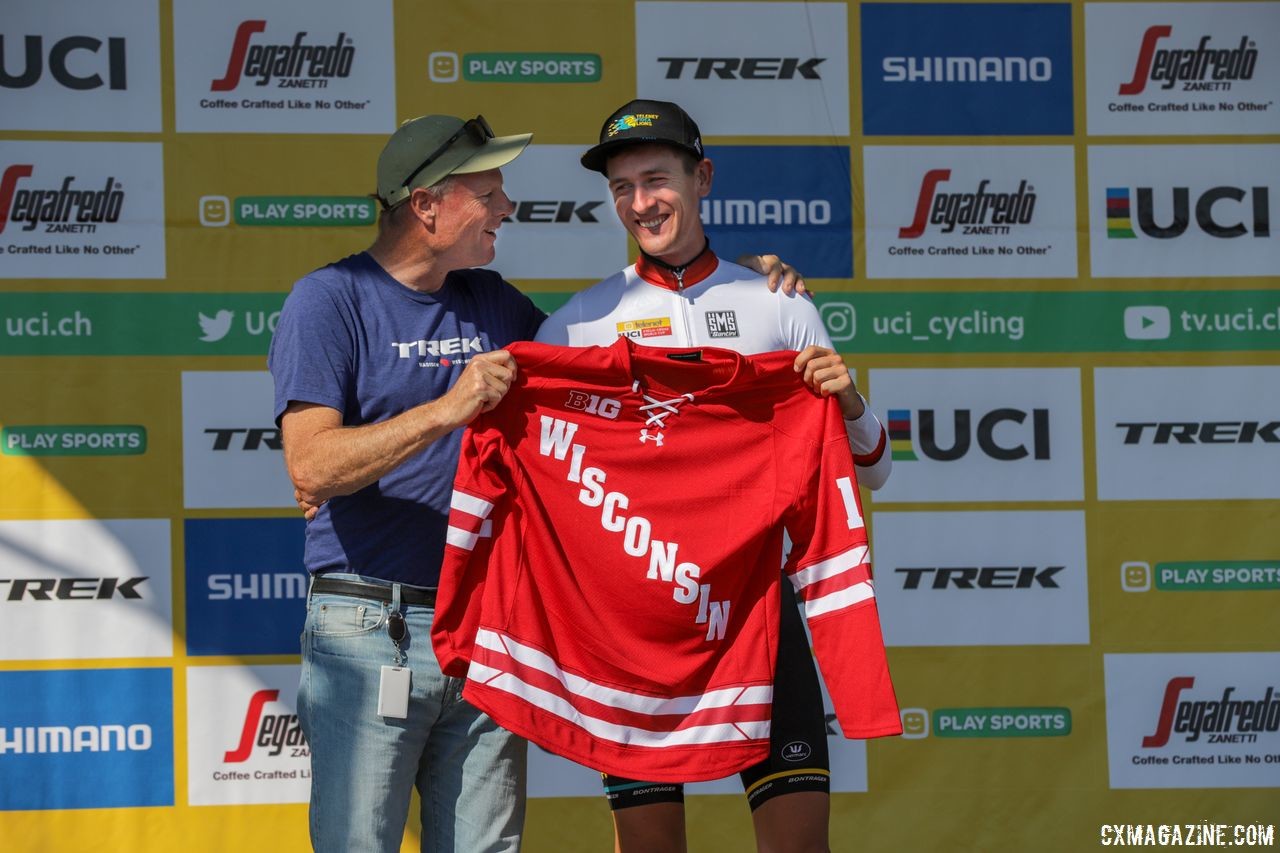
{"left": 267, "top": 252, "right": 545, "bottom": 585}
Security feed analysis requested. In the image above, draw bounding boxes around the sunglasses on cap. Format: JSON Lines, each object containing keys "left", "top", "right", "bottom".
{"left": 400, "top": 114, "right": 495, "bottom": 192}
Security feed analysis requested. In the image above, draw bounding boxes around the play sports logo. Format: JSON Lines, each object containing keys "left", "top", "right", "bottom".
{"left": 172, "top": 0, "right": 394, "bottom": 133}
{"left": 1085, "top": 3, "right": 1280, "bottom": 136}
{"left": 428, "top": 51, "right": 601, "bottom": 83}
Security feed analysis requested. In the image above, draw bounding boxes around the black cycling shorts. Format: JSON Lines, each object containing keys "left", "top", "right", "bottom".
{"left": 602, "top": 579, "right": 831, "bottom": 812}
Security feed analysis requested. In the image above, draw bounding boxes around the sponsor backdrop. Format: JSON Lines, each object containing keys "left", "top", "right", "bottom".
{"left": 0, "top": 0, "right": 1275, "bottom": 851}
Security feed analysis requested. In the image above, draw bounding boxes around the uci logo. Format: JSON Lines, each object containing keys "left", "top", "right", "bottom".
{"left": 781, "top": 740, "right": 812, "bottom": 762}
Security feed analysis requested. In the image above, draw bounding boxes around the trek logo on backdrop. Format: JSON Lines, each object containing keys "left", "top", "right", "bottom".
{"left": 185, "top": 519, "right": 306, "bottom": 656}
{"left": 172, "top": 0, "right": 394, "bottom": 133}
{"left": 0, "top": 164, "right": 124, "bottom": 235}
{"left": 0, "top": 576, "right": 147, "bottom": 601}
{"left": 503, "top": 200, "right": 604, "bottom": 224}
{"left": 863, "top": 146, "right": 1076, "bottom": 279}
{"left": 634, "top": 2, "right": 849, "bottom": 135}
{"left": 1104, "top": 185, "right": 1271, "bottom": 239}
{"left": 223, "top": 689, "right": 309, "bottom": 762}
{"left": 1094, "top": 367, "right": 1280, "bottom": 500}
{"left": 1087, "top": 146, "right": 1280, "bottom": 278}
{"left": 0, "top": 34, "right": 126, "bottom": 91}
{"left": 0, "top": 668, "right": 174, "bottom": 810}
{"left": 700, "top": 146, "right": 851, "bottom": 278}
{"left": 888, "top": 408, "right": 1050, "bottom": 462}
{"left": 860, "top": 3, "right": 1072, "bottom": 135}
{"left": 204, "top": 427, "right": 281, "bottom": 451}
{"left": 898, "top": 170, "right": 1037, "bottom": 238}
{"left": 1085, "top": 4, "right": 1279, "bottom": 136}
{"left": 1115, "top": 421, "right": 1280, "bottom": 445}
{"left": 872, "top": 511, "right": 1090, "bottom": 646}
{"left": 894, "top": 565, "right": 1063, "bottom": 590}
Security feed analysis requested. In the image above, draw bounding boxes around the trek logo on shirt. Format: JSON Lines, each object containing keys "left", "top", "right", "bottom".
{"left": 391, "top": 336, "right": 484, "bottom": 367}
{"left": 704, "top": 310, "right": 739, "bottom": 339}
{"left": 615, "top": 318, "right": 672, "bottom": 340}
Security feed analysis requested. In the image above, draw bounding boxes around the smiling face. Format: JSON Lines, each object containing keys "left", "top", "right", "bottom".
{"left": 605, "top": 144, "right": 712, "bottom": 266}
{"left": 422, "top": 168, "right": 514, "bottom": 269}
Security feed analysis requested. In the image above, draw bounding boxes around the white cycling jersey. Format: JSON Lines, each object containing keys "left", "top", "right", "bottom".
{"left": 535, "top": 246, "right": 891, "bottom": 487}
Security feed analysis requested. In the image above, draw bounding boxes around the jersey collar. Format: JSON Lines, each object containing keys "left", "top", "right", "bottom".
{"left": 634, "top": 240, "right": 719, "bottom": 291}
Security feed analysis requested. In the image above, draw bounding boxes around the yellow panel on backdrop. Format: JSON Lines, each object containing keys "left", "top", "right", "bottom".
{"left": 0, "top": 361, "right": 178, "bottom": 518}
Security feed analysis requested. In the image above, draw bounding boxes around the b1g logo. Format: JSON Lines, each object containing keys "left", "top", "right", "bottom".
{"left": 1106, "top": 185, "right": 1270, "bottom": 239}
{"left": 564, "top": 391, "right": 621, "bottom": 420}
{"left": 889, "top": 408, "right": 1050, "bottom": 462}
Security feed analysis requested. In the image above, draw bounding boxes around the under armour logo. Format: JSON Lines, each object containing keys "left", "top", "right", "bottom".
{"left": 639, "top": 429, "right": 664, "bottom": 446}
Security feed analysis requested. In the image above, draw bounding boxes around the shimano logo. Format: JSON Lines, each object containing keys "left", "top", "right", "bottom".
{"left": 1117, "top": 421, "right": 1280, "bottom": 444}
{"left": 391, "top": 336, "right": 483, "bottom": 359}
{"left": 0, "top": 34, "right": 127, "bottom": 91}
{"left": 504, "top": 200, "right": 602, "bottom": 223}
{"left": 208, "top": 573, "right": 306, "bottom": 601}
{"left": 899, "top": 170, "right": 1036, "bottom": 238}
{"left": 882, "top": 56, "right": 1051, "bottom": 83}
{"left": 205, "top": 427, "right": 282, "bottom": 451}
{"left": 657, "top": 57, "right": 824, "bottom": 80}
{"left": 700, "top": 199, "right": 831, "bottom": 226}
{"left": 1, "top": 576, "right": 147, "bottom": 600}
{"left": 0, "top": 165, "right": 124, "bottom": 235}
{"left": 0, "top": 724, "right": 152, "bottom": 754}
{"left": 895, "top": 566, "right": 1064, "bottom": 589}
{"left": 1121, "top": 28, "right": 1258, "bottom": 95}
{"left": 211, "top": 20, "right": 355, "bottom": 91}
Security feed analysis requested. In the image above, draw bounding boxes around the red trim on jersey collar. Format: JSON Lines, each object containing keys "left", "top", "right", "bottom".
{"left": 634, "top": 242, "right": 719, "bottom": 291}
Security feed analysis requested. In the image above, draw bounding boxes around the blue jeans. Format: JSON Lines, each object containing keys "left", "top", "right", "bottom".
{"left": 298, "top": 573, "right": 526, "bottom": 852}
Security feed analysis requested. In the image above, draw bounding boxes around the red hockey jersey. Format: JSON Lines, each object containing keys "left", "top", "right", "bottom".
{"left": 432, "top": 338, "right": 900, "bottom": 782}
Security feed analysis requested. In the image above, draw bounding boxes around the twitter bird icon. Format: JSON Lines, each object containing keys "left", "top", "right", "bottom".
{"left": 198, "top": 310, "right": 234, "bottom": 342}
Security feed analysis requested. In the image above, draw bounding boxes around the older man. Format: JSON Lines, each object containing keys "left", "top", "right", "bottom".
{"left": 269, "top": 114, "right": 540, "bottom": 852}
